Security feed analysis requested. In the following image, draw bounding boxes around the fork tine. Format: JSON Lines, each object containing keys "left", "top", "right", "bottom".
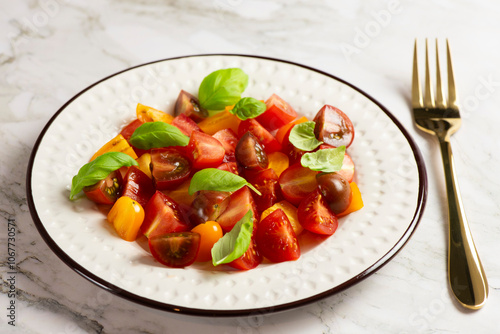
{"left": 412, "top": 39, "right": 423, "bottom": 108}
{"left": 447, "top": 39, "right": 458, "bottom": 109}
{"left": 424, "top": 39, "right": 435, "bottom": 108}
{"left": 435, "top": 40, "right": 447, "bottom": 109}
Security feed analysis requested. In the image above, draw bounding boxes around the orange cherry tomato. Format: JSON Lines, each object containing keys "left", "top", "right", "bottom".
{"left": 107, "top": 196, "right": 145, "bottom": 241}
{"left": 191, "top": 221, "right": 223, "bottom": 262}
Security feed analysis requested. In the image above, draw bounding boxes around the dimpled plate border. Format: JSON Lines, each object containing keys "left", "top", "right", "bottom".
{"left": 27, "top": 55, "right": 427, "bottom": 316}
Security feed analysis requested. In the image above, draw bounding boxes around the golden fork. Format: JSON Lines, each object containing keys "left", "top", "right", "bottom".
{"left": 412, "top": 39, "right": 488, "bottom": 309}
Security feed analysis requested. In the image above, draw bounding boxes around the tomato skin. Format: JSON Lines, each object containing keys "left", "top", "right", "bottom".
{"left": 189, "top": 190, "right": 231, "bottom": 225}
{"left": 238, "top": 119, "right": 281, "bottom": 154}
{"left": 148, "top": 232, "right": 200, "bottom": 268}
{"left": 107, "top": 196, "right": 145, "bottom": 241}
{"left": 171, "top": 113, "right": 202, "bottom": 137}
{"left": 255, "top": 208, "right": 300, "bottom": 263}
{"left": 120, "top": 119, "right": 144, "bottom": 141}
{"left": 212, "top": 128, "right": 238, "bottom": 162}
{"left": 187, "top": 131, "right": 225, "bottom": 170}
{"left": 216, "top": 161, "right": 240, "bottom": 175}
{"left": 229, "top": 237, "right": 262, "bottom": 270}
{"left": 174, "top": 90, "right": 208, "bottom": 122}
{"left": 141, "top": 191, "right": 191, "bottom": 238}
{"left": 235, "top": 132, "right": 269, "bottom": 170}
{"left": 256, "top": 94, "right": 298, "bottom": 131}
{"left": 316, "top": 172, "right": 352, "bottom": 214}
{"left": 245, "top": 168, "right": 283, "bottom": 213}
{"left": 83, "top": 171, "right": 122, "bottom": 205}
{"left": 217, "top": 186, "right": 259, "bottom": 233}
{"left": 314, "top": 105, "right": 355, "bottom": 148}
{"left": 150, "top": 147, "right": 192, "bottom": 190}
{"left": 121, "top": 166, "right": 155, "bottom": 208}
{"left": 297, "top": 189, "right": 338, "bottom": 236}
{"left": 278, "top": 162, "right": 318, "bottom": 206}
{"left": 191, "top": 221, "right": 223, "bottom": 262}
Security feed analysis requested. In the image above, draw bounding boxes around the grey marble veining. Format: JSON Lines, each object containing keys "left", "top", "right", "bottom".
{"left": 2, "top": 0, "right": 500, "bottom": 333}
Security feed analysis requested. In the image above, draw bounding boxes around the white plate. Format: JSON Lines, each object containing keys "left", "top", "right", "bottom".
{"left": 27, "top": 55, "right": 427, "bottom": 316}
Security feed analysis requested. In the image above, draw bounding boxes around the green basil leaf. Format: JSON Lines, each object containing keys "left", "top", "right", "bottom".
{"left": 211, "top": 210, "right": 253, "bottom": 266}
{"left": 300, "top": 146, "right": 346, "bottom": 173}
{"left": 129, "top": 121, "right": 189, "bottom": 150}
{"left": 69, "top": 152, "right": 138, "bottom": 200}
{"left": 229, "top": 97, "right": 266, "bottom": 120}
{"left": 289, "top": 121, "right": 323, "bottom": 151}
{"left": 198, "top": 68, "right": 249, "bottom": 111}
{"left": 188, "top": 168, "right": 261, "bottom": 196}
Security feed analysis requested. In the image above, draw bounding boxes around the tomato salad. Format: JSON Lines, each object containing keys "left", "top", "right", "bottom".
{"left": 69, "top": 68, "right": 363, "bottom": 270}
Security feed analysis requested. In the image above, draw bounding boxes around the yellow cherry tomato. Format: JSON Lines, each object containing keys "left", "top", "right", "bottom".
{"left": 136, "top": 152, "right": 152, "bottom": 178}
{"left": 337, "top": 182, "right": 364, "bottom": 217}
{"left": 191, "top": 221, "right": 223, "bottom": 262}
{"left": 90, "top": 134, "right": 137, "bottom": 161}
{"left": 107, "top": 196, "right": 145, "bottom": 241}
{"left": 267, "top": 151, "right": 289, "bottom": 177}
{"left": 136, "top": 103, "right": 174, "bottom": 123}
{"left": 261, "top": 200, "right": 303, "bottom": 236}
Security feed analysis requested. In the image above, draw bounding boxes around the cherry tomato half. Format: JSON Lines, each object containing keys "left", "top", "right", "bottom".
{"left": 174, "top": 90, "right": 208, "bottom": 122}
{"left": 235, "top": 132, "right": 269, "bottom": 170}
{"left": 297, "top": 189, "right": 338, "bottom": 236}
{"left": 148, "top": 232, "right": 200, "bottom": 268}
{"left": 255, "top": 208, "right": 300, "bottom": 263}
{"left": 187, "top": 131, "right": 225, "bottom": 170}
{"left": 229, "top": 237, "right": 262, "bottom": 270}
{"left": 278, "top": 162, "right": 318, "bottom": 206}
{"left": 256, "top": 94, "right": 298, "bottom": 131}
{"left": 83, "top": 170, "right": 122, "bottom": 205}
{"left": 150, "top": 147, "right": 191, "bottom": 190}
{"left": 314, "top": 105, "right": 355, "bottom": 148}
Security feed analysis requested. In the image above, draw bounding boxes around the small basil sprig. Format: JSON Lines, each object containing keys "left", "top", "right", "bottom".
{"left": 301, "top": 146, "right": 346, "bottom": 173}
{"left": 188, "top": 168, "right": 261, "bottom": 196}
{"left": 129, "top": 121, "right": 189, "bottom": 150}
{"left": 198, "top": 68, "right": 249, "bottom": 111}
{"left": 289, "top": 121, "right": 323, "bottom": 151}
{"left": 211, "top": 210, "right": 253, "bottom": 266}
{"left": 229, "top": 97, "right": 266, "bottom": 120}
{"left": 69, "top": 152, "right": 138, "bottom": 200}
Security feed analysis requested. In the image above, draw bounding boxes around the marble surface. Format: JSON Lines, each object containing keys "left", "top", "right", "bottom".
{"left": 1, "top": 0, "right": 500, "bottom": 333}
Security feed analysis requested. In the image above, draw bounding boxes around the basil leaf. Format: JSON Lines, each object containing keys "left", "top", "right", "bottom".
{"left": 69, "top": 152, "right": 138, "bottom": 200}
{"left": 188, "top": 168, "right": 261, "bottom": 196}
{"left": 229, "top": 97, "right": 266, "bottom": 120}
{"left": 129, "top": 121, "right": 189, "bottom": 150}
{"left": 289, "top": 121, "right": 323, "bottom": 151}
{"left": 300, "top": 146, "right": 346, "bottom": 173}
{"left": 211, "top": 210, "right": 253, "bottom": 266}
{"left": 198, "top": 68, "right": 249, "bottom": 111}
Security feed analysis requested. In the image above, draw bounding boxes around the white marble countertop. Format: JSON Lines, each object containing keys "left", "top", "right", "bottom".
{"left": 1, "top": 1, "right": 500, "bottom": 333}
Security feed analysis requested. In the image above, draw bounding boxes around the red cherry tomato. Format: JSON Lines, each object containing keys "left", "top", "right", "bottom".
{"left": 217, "top": 186, "right": 259, "bottom": 233}
{"left": 212, "top": 128, "right": 238, "bottom": 162}
{"left": 256, "top": 94, "right": 298, "bottom": 131}
{"left": 150, "top": 147, "right": 191, "bottom": 190}
{"left": 229, "top": 237, "right": 262, "bottom": 270}
{"left": 255, "top": 208, "right": 300, "bottom": 263}
{"left": 121, "top": 165, "right": 155, "bottom": 208}
{"left": 171, "top": 113, "right": 202, "bottom": 137}
{"left": 314, "top": 105, "right": 355, "bottom": 148}
{"left": 297, "top": 189, "right": 338, "bottom": 236}
{"left": 245, "top": 168, "right": 283, "bottom": 213}
{"left": 148, "top": 232, "right": 200, "bottom": 268}
{"left": 83, "top": 170, "right": 122, "bottom": 205}
{"left": 141, "top": 191, "right": 191, "bottom": 238}
{"left": 278, "top": 162, "right": 318, "bottom": 206}
{"left": 187, "top": 131, "right": 225, "bottom": 170}
{"left": 316, "top": 173, "right": 352, "bottom": 214}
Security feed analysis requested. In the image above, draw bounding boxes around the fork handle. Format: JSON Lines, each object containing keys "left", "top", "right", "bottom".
{"left": 439, "top": 138, "right": 489, "bottom": 309}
